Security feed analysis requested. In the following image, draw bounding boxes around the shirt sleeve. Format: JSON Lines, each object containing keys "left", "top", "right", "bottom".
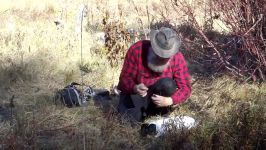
{"left": 117, "top": 45, "right": 138, "bottom": 94}
{"left": 171, "top": 52, "right": 192, "bottom": 105}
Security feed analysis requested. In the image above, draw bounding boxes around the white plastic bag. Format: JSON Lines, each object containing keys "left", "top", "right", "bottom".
{"left": 141, "top": 116, "right": 197, "bottom": 137}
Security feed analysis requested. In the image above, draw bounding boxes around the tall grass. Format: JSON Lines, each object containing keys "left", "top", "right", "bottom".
{"left": 0, "top": 0, "right": 265, "bottom": 149}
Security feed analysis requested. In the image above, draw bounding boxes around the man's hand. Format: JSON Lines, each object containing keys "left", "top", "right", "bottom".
{"left": 151, "top": 94, "right": 173, "bottom": 107}
{"left": 134, "top": 83, "right": 148, "bottom": 97}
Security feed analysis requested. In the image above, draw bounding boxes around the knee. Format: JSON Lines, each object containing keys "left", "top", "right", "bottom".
{"left": 150, "top": 78, "right": 177, "bottom": 97}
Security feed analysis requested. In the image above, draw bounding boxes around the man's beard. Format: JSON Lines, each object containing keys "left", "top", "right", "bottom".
{"left": 147, "top": 48, "right": 170, "bottom": 73}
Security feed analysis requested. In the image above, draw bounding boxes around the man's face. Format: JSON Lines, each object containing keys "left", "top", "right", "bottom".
{"left": 147, "top": 47, "right": 171, "bottom": 72}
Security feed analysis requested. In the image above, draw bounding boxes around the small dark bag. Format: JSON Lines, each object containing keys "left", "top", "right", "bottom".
{"left": 58, "top": 82, "right": 95, "bottom": 107}
{"left": 60, "top": 84, "right": 83, "bottom": 107}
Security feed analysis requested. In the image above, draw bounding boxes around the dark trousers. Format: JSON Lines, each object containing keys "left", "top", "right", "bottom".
{"left": 117, "top": 78, "right": 177, "bottom": 122}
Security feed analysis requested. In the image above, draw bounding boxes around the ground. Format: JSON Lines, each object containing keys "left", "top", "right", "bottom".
{"left": 0, "top": 0, "right": 265, "bottom": 149}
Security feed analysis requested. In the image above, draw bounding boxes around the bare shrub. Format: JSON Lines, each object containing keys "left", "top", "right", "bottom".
{"left": 102, "top": 12, "right": 130, "bottom": 67}
{"left": 170, "top": 0, "right": 266, "bottom": 81}
{"left": 215, "top": 0, "right": 266, "bottom": 80}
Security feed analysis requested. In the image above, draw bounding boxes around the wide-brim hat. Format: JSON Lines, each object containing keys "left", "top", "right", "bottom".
{"left": 150, "top": 27, "right": 181, "bottom": 58}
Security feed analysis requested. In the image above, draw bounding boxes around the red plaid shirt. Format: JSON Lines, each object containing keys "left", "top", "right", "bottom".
{"left": 118, "top": 40, "right": 191, "bottom": 105}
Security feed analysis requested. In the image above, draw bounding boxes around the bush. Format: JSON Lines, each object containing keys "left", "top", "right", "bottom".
{"left": 171, "top": 0, "right": 266, "bottom": 81}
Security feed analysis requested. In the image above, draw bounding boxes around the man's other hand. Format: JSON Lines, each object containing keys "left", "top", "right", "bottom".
{"left": 134, "top": 83, "right": 148, "bottom": 97}
{"left": 151, "top": 94, "right": 173, "bottom": 107}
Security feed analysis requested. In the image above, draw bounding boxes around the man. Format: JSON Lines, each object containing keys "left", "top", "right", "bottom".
{"left": 117, "top": 27, "right": 191, "bottom": 122}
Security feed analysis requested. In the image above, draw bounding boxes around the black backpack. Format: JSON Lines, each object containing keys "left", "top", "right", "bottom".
{"left": 58, "top": 82, "right": 95, "bottom": 107}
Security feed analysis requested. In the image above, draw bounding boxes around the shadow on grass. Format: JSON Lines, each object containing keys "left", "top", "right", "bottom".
{"left": 0, "top": 52, "right": 58, "bottom": 136}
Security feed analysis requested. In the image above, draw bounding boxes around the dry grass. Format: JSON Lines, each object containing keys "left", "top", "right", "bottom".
{"left": 0, "top": 0, "right": 265, "bottom": 149}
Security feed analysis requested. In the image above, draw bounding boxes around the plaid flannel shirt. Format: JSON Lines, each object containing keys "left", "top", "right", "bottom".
{"left": 118, "top": 40, "right": 191, "bottom": 105}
